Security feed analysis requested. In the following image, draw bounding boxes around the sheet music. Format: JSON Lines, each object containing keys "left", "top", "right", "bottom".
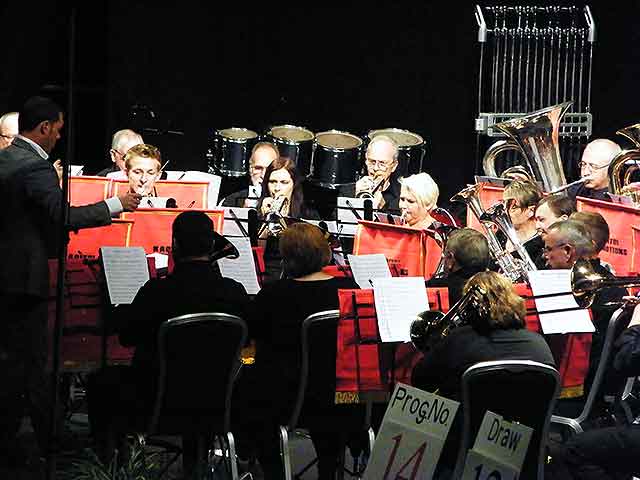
{"left": 301, "top": 219, "right": 339, "bottom": 234}
{"left": 337, "top": 197, "right": 368, "bottom": 236}
{"left": 100, "top": 247, "right": 150, "bottom": 304}
{"left": 69, "top": 165, "right": 84, "bottom": 176}
{"left": 143, "top": 197, "right": 174, "bottom": 208}
{"left": 373, "top": 212, "right": 404, "bottom": 225}
{"left": 223, "top": 207, "right": 252, "bottom": 237}
{"left": 178, "top": 171, "right": 222, "bottom": 208}
{"left": 347, "top": 253, "right": 392, "bottom": 289}
{"left": 528, "top": 270, "right": 595, "bottom": 334}
{"left": 106, "top": 170, "right": 127, "bottom": 180}
{"left": 372, "top": 277, "right": 429, "bottom": 343}
{"left": 146, "top": 252, "right": 168, "bottom": 270}
{"left": 165, "top": 170, "right": 185, "bottom": 181}
{"left": 218, "top": 237, "right": 261, "bottom": 295}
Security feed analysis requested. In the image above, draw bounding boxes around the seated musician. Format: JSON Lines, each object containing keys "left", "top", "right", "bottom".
{"left": 257, "top": 156, "right": 320, "bottom": 283}
{"left": 426, "top": 227, "right": 490, "bottom": 303}
{"left": 234, "top": 223, "right": 361, "bottom": 479}
{"left": 570, "top": 210, "right": 614, "bottom": 272}
{"left": 412, "top": 271, "right": 555, "bottom": 476}
{"left": 398, "top": 172, "right": 440, "bottom": 229}
{"left": 340, "top": 135, "right": 401, "bottom": 212}
{"left": 221, "top": 141, "right": 279, "bottom": 208}
{"left": 547, "top": 305, "right": 640, "bottom": 480}
{"left": 543, "top": 220, "right": 627, "bottom": 405}
{"left": 96, "top": 128, "right": 144, "bottom": 177}
{"left": 566, "top": 138, "right": 622, "bottom": 202}
{"left": 503, "top": 179, "right": 546, "bottom": 267}
{"left": 87, "top": 211, "right": 249, "bottom": 471}
{"left": 534, "top": 193, "right": 575, "bottom": 238}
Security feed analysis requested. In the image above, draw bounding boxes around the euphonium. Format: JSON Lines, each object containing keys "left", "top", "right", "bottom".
{"left": 480, "top": 202, "right": 539, "bottom": 275}
{"left": 571, "top": 258, "right": 640, "bottom": 309}
{"left": 450, "top": 184, "right": 527, "bottom": 283}
{"left": 410, "top": 284, "right": 488, "bottom": 352}
{"left": 608, "top": 123, "right": 640, "bottom": 201}
{"left": 483, "top": 101, "right": 572, "bottom": 192}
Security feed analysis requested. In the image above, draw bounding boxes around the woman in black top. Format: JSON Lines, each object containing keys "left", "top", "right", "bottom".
{"left": 412, "top": 271, "right": 555, "bottom": 477}
{"left": 256, "top": 156, "right": 320, "bottom": 284}
{"left": 235, "top": 223, "right": 361, "bottom": 479}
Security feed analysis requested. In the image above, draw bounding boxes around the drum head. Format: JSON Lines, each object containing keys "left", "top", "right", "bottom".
{"left": 218, "top": 127, "right": 259, "bottom": 141}
{"left": 316, "top": 130, "right": 362, "bottom": 150}
{"left": 368, "top": 128, "right": 424, "bottom": 147}
{"left": 268, "top": 125, "right": 315, "bottom": 143}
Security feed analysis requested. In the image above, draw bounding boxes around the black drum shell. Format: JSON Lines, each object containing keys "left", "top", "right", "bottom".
{"left": 310, "top": 142, "right": 363, "bottom": 188}
{"left": 366, "top": 129, "right": 426, "bottom": 177}
{"left": 270, "top": 139, "right": 314, "bottom": 177}
{"left": 210, "top": 129, "right": 259, "bottom": 177}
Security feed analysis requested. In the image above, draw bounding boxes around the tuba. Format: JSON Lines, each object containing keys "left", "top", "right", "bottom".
{"left": 410, "top": 284, "right": 488, "bottom": 352}
{"left": 450, "top": 184, "right": 529, "bottom": 283}
{"left": 483, "top": 101, "right": 572, "bottom": 192}
{"left": 608, "top": 123, "right": 640, "bottom": 201}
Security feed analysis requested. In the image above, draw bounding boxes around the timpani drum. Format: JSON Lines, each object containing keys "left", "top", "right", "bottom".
{"left": 210, "top": 127, "right": 259, "bottom": 177}
{"left": 310, "top": 130, "right": 363, "bottom": 188}
{"left": 265, "top": 124, "right": 315, "bottom": 176}
{"left": 367, "top": 128, "right": 426, "bottom": 177}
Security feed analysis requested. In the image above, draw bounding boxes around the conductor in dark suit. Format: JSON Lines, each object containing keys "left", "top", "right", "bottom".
{"left": 0, "top": 96, "right": 141, "bottom": 464}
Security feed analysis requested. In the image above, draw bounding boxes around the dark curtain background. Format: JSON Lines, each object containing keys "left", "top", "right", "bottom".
{"left": 1, "top": 1, "right": 638, "bottom": 211}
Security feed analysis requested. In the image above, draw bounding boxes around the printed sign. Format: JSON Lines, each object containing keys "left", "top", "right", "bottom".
{"left": 363, "top": 383, "right": 460, "bottom": 480}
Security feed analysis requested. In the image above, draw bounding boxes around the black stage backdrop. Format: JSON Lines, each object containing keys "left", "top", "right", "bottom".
{"left": 1, "top": 1, "right": 639, "bottom": 212}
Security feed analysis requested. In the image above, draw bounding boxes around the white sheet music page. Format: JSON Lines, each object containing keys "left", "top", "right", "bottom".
{"left": 347, "top": 253, "right": 392, "bottom": 289}
{"left": 528, "top": 270, "right": 595, "bottom": 334}
{"left": 337, "top": 197, "right": 367, "bottom": 236}
{"left": 100, "top": 247, "right": 150, "bottom": 305}
{"left": 217, "top": 237, "right": 261, "bottom": 295}
{"left": 223, "top": 207, "right": 251, "bottom": 237}
{"left": 372, "top": 277, "right": 429, "bottom": 343}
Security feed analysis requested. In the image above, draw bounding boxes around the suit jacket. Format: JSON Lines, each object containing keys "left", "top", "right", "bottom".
{"left": 0, "top": 137, "right": 112, "bottom": 298}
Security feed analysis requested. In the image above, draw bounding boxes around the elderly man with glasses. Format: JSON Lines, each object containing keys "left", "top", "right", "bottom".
{"left": 95, "top": 128, "right": 144, "bottom": 177}
{"left": 0, "top": 112, "right": 19, "bottom": 150}
{"left": 566, "top": 138, "right": 622, "bottom": 202}
{"left": 339, "top": 135, "right": 401, "bottom": 212}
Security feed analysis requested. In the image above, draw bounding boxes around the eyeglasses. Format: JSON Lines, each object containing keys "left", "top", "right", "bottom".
{"left": 365, "top": 158, "right": 394, "bottom": 169}
{"left": 0, "top": 134, "right": 15, "bottom": 140}
{"left": 578, "top": 161, "right": 609, "bottom": 171}
{"left": 543, "top": 242, "right": 568, "bottom": 253}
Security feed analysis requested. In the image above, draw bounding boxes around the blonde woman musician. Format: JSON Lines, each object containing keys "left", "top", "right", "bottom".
{"left": 398, "top": 172, "right": 440, "bottom": 229}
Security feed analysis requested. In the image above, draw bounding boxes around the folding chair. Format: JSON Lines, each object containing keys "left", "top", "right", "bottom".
{"left": 133, "top": 312, "right": 248, "bottom": 479}
{"left": 551, "top": 307, "right": 628, "bottom": 435}
{"left": 279, "top": 310, "right": 375, "bottom": 480}
{"left": 453, "top": 360, "right": 561, "bottom": 480}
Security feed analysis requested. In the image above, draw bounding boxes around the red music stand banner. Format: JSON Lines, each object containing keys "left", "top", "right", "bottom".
{"left": 514, "top": 282, "right": 592, "bottom": 398}
{"left": 69, "top": 176, "right": 111, "bottom": 206}
{"left": 335, "top": 287, "right": 450, "bottom": 403}
{"left": 353, "top": 220, "right": 442, "bottom": 279}
{"left": 110, "top": 179, "right": 209, "bottom": 209}
{"left": 576, "top": 197, "right": 639, "bottom": 276}
{"left": 121, "top": 208, "right": 224, "bottom": 254}
{"left": 629, "top": 225, "right": 640, "bottom": 275}
{"left": 466, "top": 183, "right": 505, "bottom": 232}
{"left": 68, "top": 219, "right": 134, "bottom": 261}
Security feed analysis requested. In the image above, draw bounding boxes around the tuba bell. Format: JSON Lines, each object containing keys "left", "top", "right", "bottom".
{"left": 571, "top": 258, "right": 640, "bottom": 309}
{"left": 608, "top": 123, "right": 640, "bottom": 201}
{"left": 483, "top": 101, "right": 572, "bottom": 192}
{"left": 410, "top": 284, "right": 488, "bottom": 352}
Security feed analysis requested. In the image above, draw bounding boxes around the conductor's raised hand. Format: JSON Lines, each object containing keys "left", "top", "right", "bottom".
{"left": 119, "top": 192, "right": 142, "bottom": 212}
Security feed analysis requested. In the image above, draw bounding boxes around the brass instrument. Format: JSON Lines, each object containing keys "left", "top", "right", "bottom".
{"left": 356, "top": 175, "right": 385, "bottom": 199}
{"left": 210, "top": 231, "right": 240, "bottom": 262}
{"left": 480, "top": 202, "right": 539, "bottom": 274}
{"left": 429, "top": 223, "right": 458, "bottom": 279}
{"left": 450, "top": 184, "right": 529, "bottom": 283}
{"left": 410, "top": 284, "right": 488, "bottom": 352}
{"left": 259, "top": 195, "right": 289, "bottom": 237}
{"left": 608, "top": 123, "right": 640, "bottom": 200}
{"left": 571, "top": 258, "right": 640, "bottom": 309}
{"left": 483, "top": 101, "right": 572, "bottom": 192}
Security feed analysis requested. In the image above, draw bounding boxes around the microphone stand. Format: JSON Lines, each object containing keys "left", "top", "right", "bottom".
{"left": 47, "top": 6, "right": 75, "bottom": 480}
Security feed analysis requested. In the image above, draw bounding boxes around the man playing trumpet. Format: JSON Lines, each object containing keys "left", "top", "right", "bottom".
{"left": 347, "top": 135, "right": 401, "bottom": 212}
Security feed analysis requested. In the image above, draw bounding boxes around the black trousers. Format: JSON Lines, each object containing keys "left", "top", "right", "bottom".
{"left": 0, "top": 295, "right": 50, "bottom": 456}
{"left": 548, "top": 425, "right": 640, "bottom": 480}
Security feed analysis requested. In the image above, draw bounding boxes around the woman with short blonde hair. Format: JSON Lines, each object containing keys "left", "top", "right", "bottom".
{"left": 399, "top": 172, "right": 440, "bottom": 229}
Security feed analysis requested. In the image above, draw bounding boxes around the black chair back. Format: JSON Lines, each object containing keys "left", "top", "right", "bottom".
{"left": 149, "top": 312, "right": 247, "bottom": 436}
{"left": 454, "top": 360, "right": 560, "bottom": 480}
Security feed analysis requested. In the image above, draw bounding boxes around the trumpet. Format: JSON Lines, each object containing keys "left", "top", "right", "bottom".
{"left": 410, "top": 284, "right": 488, "bottom": 352}
{"left": 356, "top": 175, "right": 385, "bottom": 199}
{"left": 260, "top": 195, "right": 289, "bottom": 237}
